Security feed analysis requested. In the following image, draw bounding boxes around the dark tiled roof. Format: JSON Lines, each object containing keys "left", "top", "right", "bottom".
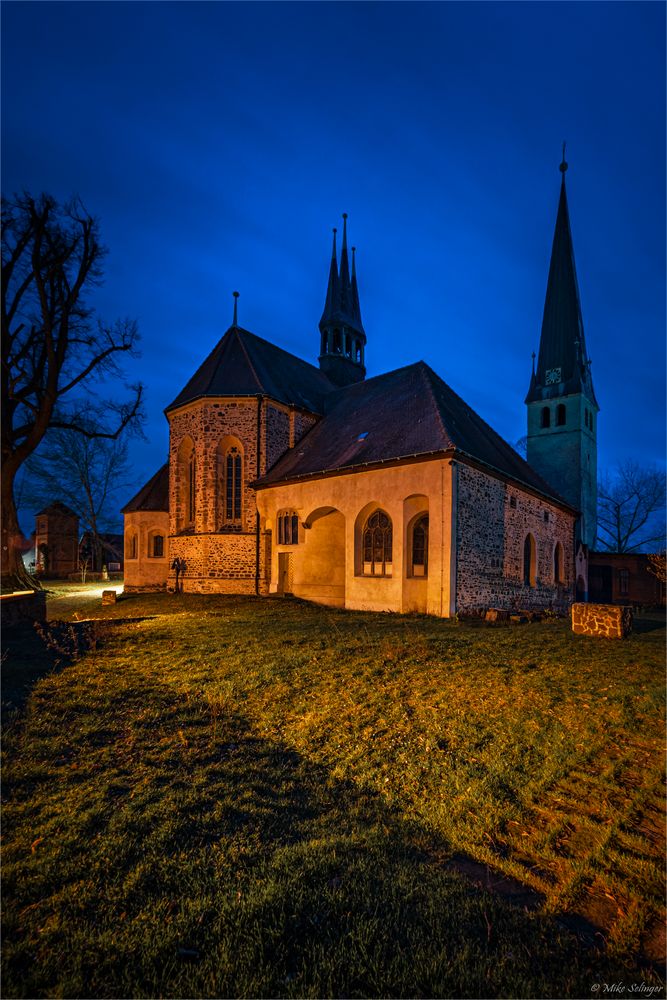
{"left": 36, "top": 501, "right": 78, "bottom": 518}
{"left": 122, "top": 463, "right": 169, "bottom": 513}
{"left": 526, "top": 174, "right": 597, "bottom": 406}
{"left": 165, "top": 326, "right": 334, "bottom": 414}
{"left": 256, "top": 362, "right": 574, "bottom": 509}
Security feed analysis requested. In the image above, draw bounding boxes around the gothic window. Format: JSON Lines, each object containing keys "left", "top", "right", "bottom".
{"left": 554, "top": 541, "right": 564, "bottom": 584}
{"left": 410, "top": 515, "right": 429, "bottom": 577}
{"left": 224, "top": 447, "right": 242, "bottom": 523}
{"left": 362, "top": 510, "right": 393, "bottom": 576}
{"left": 355, "top": 341, "right": 362, "bottom": 363}
{"left": 344, "top": 332, "right": 352, "bottom": 358}
{"left": 177, "top": 437, "right": 196, "bottom": 532}
{"left": 523, "top": 533, "right": 536, "bottom": 587}
{"left": 277, "top": 510, "right": 300, "bottom": 545}
{"left": 541, "top": 407, "right": 551, "bottom": 429}
{"left": 333, "top": 329, "right": 342, "bottom": 354}
{"left": 188, "top": 453, "right": 196, "bottom": 524}
{"left": 556, "top": 403, "right": 566, "bottom": 426}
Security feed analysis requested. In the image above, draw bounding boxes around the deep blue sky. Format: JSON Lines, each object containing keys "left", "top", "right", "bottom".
{"left": 3, "top": 1, "right": 665, "bottom": 530}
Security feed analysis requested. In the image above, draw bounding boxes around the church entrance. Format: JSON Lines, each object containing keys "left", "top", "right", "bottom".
{"left": 277, "top": 552, "right": 293, "bottom": 595}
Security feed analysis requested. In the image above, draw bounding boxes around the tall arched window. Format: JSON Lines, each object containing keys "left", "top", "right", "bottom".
{"left": 149, "top": 532, "right": 165, "bottom": 559}
{"left": 541, "top": 407, "right": 551, "bottom": 428}
{"left": 224, "top": 447, "right": 242, "bottom": 523}
{"left": 411, "top": 515, "right": 429, "bottom": 577}
{"left": 363, "top": 510, "right": 393, "bottom": 576}
{"left": 333, "top": 329, "right": 342, "bottom": 354}
{"left": 554, "top": 541, "right": 564, "bottom": 584}
{"left": 176, "top": 437, "right": 196, "bottom": 531}
{"left": 556, "top": 403, "right": 566, "bottom": 426}
{"left": 355, "top": 341, "right": 361, "bottom": 363}
{"left": 523, "top": 533, "right": 536, "bottom": 587}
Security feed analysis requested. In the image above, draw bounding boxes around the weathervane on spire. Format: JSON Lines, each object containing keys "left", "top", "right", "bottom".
{"left": 232, "top": 290, "right": 239, "bottom": 326}
{"left": 559, "top": 141, "right": 568, "bottom": 174}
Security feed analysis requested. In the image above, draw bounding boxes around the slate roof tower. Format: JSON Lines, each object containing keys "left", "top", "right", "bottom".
{"left": 526, "top": 152, "right": 599, "bottom": 549}
{"left": 318, "top": 214, "right": 367, "bottom": 387}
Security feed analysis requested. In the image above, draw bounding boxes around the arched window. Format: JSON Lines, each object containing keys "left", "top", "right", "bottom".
{"left": 523, "top": 533, "right": 536, "bottom": 587}
{"left": 541, "top": 407, "right": 551, "bottom": 428}
{"left": 149, "top": 533, "right": 165, "bottom": 559}
{"left": 584, "top": 408, "right": 589, "bottom": 429}
{"left": 126, "top": 532, "right": 138, "bottom": 560}
{"left": 224, "top": 447, "right": 242, "bottom": 523}
{"left": 333, "top": 329, "right": 342, "bottom": 354}
{"left": 411, "top": 515, "right": 429, "bottom": 577}
{"left": 554, "top": 541, "right": 564, "bottom": 584}
{"left": 344, "top": 332, "right": 352, "bottom": 358}
{"left": 355, "top": 341, "right": 362, "bottom": 364}
{"left": 556, "top": 403, "right": 566, "bottom": 426}
{"left": 177, "top": 437, "right": 196, "bottom": 531}
{"left": 362, "top": 510, "right": 393, "bottom": 576}
{"left": 277, "top": 510, "right": 300, "bottom": 545}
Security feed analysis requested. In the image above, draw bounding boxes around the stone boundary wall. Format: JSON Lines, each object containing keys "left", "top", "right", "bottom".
{"left": 571, "top": 602, "right": 633, "bottom": 639}
{"left": 1, "top": 590, "right": 47, "bottom": 626}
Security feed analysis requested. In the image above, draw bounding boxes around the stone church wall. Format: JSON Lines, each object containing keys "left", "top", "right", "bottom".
{"left": 455, "top": 462, "right": 574, "bottom": 613}
{"left": 124, "top": 510, "right": 170, "bottom": 591}
{"left": 165, "top": 397, "right": 295, "bottom": 594}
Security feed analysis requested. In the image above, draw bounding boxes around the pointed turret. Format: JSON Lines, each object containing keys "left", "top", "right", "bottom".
{"left": 525, "top": 152, "right": 599, "bottom": 551}
{"left": 318, "top": 214, "right": 367, "bottom": 387}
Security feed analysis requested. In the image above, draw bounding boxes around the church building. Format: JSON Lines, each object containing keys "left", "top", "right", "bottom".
{"left": 123, "top": 161, "right": 596, "bottom": 616}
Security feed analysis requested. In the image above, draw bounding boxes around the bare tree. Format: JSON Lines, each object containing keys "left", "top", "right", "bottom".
{"left": 596, "top": 461, "right": 666, "bottom": 553}
{"left": 646, "top": 551, "right": 666, "bottom": 585}
{"left": 21, "top": 425, "right": 133, "bottom": 573}
{"left": 1, "top": 192, "right": 143, "bottom": 589}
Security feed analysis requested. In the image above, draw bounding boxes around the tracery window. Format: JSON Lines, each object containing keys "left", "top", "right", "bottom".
{"left": 411, "top": 515, "right": 429, "bottom": 577}
{"left": 362, "top": 510, "right": 393, "bottom": 576}
{"left": 188, "top": 452, "right": 196, "bottom": 524}
{"left": 225, "top": 447, "right": 242, "bottom": 522}
{"left": 277, "top": 510, "right": 300, "bottom": 545}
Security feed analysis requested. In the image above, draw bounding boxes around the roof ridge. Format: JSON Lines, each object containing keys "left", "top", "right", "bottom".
{"left": 237, "top": 326, "right": 333, "bottom": 380}
{"left": 234, "top": 328, "right": 265, "bottom": 394}
{"left": 417, "top": 362, "right": 450, "bottom": 445}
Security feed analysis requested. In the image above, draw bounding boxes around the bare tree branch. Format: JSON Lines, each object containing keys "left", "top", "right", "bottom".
{"left": 596, "top": 461, "right": 666, "bottom": 553}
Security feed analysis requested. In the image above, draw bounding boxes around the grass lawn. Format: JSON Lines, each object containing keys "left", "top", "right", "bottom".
{"left": 2, "top": 587, "right": 665, "bottom": 998}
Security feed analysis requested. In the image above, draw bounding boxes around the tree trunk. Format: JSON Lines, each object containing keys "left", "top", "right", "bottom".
{"left": 1, "top": 465, "right": 37, "bottom": 592}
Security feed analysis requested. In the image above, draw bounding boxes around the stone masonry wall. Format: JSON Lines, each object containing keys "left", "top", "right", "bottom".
{"left": 456, "top": 462, "right": 575, "bottom": 613}
{"left": 166, "top": 397, "right": 302, "bottom": 594}
{"left": 571, "top": 602, "right": 633, "bottom": 639}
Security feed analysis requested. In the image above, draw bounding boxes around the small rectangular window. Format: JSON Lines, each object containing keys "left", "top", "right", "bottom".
{"left": 510, "top": 497, "right": 517, "bottom": 509}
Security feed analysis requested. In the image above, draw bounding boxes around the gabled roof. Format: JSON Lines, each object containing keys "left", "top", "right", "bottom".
{"left": 165, "top": 326, "right": 334, "bottom": 415}
{"left": 256, "top": 362, "right": 574, "bottom": 509}
{"left": 122, "top": 463, "right": 169, "bottom": 513}
{"left": 526, "top": 165, "right": 597, "bottom": 406}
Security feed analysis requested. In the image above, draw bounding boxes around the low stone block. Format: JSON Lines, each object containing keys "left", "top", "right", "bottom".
{"left": 101, "top": 590, "right": 117, "bottom": 605}
{"left": 571, "top": 602, "right": 632, "bottom": 639}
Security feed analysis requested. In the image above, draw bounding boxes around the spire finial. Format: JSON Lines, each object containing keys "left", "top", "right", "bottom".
{"left": 232, "top": 290, "right": 239, "bottom": 326}
{"left": 331, "top": 227, "right": 337, "bottom": 259}
{"left": 351, "top": 246, "right": 356, "bottom": 277}
{"left": 559, "top": 141, "right": 568, "bottom": 175}
{"left": 531, "top": 350, "right": 536, "bottom": 375}
{"left": 342, "top": 213, "right": 348, "bottom": 248}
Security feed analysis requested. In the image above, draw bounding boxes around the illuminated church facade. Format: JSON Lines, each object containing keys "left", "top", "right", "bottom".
{"left": 123, "top": 162, "right": 596, "bottom": 615}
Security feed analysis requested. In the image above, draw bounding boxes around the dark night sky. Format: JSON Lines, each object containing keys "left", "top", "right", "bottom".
{"left": 2, "top": 1, "right": 665, "bottom": 531}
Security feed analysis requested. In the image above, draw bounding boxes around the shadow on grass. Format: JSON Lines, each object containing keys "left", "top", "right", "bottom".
{"left": 1, "top": 623, "right": 61, "bottom": 717}
{"left": 3, "top": 673, "right": 656, "bottom": 1000}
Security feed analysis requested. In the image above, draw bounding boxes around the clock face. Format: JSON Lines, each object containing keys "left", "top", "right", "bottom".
{"left": 545, "top": 367, "right": 562, "bottom": 385}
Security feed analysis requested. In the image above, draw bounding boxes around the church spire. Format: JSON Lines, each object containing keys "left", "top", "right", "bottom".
{"left": 318, "top": 214, "right": 366, "bottom": 387}
{"left": 526, "top": 152, "right": 596, "bottom": 406}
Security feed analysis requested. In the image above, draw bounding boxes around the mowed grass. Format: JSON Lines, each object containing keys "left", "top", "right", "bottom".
{"left": 2, "top": 591, "right": 665, "bottom": 999}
